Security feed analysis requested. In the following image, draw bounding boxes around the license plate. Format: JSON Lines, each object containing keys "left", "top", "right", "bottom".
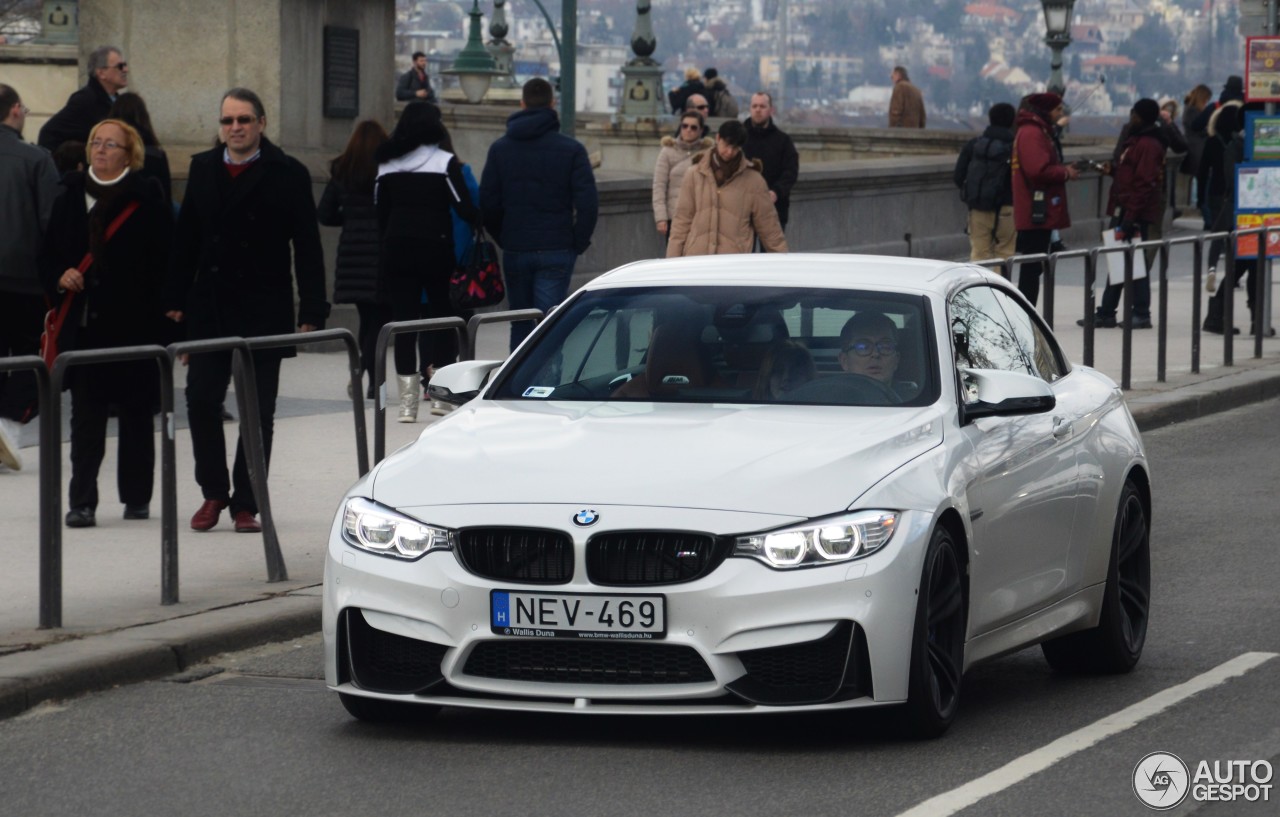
{"left": 490, "top": 590, "right": 666, "bottom": 640}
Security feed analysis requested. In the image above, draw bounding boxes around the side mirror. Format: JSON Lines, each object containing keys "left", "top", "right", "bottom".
{"left": 958, "top": 368, "right": 1055, "bottom": 423}
{"left": 426, "top": 360, "right": 502, "bottom": 406}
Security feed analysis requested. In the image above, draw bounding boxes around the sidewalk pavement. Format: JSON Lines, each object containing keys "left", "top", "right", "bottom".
{"left": 2, "top": 236, "right": 1279, "bottom": 719}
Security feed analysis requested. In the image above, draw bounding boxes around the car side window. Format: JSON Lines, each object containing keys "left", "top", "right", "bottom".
{"left": 989, "top": 289, "right": 1066, "bottom": 382}
{"left": 949, "top": 286, "right": 1036, "bottom": 376}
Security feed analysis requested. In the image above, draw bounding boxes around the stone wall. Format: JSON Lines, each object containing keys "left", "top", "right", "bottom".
{"left": 0, "top": 43, "right": 79, "bottom": 141}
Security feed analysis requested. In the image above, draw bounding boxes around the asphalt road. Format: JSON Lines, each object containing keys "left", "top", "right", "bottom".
{"left": 0, "top": 399, "right": 1276, "bottom": 817}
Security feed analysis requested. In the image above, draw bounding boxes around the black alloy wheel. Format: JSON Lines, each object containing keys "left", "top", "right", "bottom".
{"left": 1042, "top": 479, "right": 1150, "bottom": 674}
{"left": 900, "top": 525, "right": 966, "bottom": 737}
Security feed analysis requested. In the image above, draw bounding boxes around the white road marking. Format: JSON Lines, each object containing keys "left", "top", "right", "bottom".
{"left": 896, "top": 651, "right": 1279, "bottom": 817}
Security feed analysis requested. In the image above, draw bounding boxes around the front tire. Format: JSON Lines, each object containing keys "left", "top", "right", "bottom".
{"left": 1042, "top": 479, "right": 1150, "bottom": 674}
{"left": 899, "top": 525, "right": 966, "bottom": 738}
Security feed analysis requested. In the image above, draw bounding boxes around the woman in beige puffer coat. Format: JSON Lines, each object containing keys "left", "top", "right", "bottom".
{"left": 667, "top": 119, "right": 788, "bottom": 257}
{"left": 652, "top": 111, "right": 712, "bottom": 241}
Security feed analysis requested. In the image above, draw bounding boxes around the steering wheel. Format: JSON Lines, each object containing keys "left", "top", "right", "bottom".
{"left": 781, "top": 373, "right": 900, "bottom": 405}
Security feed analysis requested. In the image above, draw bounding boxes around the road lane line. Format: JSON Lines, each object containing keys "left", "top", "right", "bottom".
{"left": 896, "top": 651, "right": 1279, "bottom": 817}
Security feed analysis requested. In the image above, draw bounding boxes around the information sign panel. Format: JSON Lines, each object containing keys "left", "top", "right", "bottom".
{"left": 1246, "top": 36, "right": 1280, "bottom": 102}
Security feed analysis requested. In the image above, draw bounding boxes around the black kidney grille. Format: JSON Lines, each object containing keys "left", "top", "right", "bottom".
{"left": 586, "top": 531, "right": 729, "bottom": 585}
{"left": 456, "top": 527, "right": 573, "bottom": 584}
{"left": 463, "top": 640, "right": 714, "bottom": 684}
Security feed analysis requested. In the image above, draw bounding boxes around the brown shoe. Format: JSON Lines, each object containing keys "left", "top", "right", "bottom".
{"left": 190, "top": 499, "right": 228, "bottom": 531}
{"left": 233, "top": 510, "right": 262, "bottom": 533}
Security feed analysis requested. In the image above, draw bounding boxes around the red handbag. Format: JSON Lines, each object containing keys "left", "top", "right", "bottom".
{"left": 40, "top": 200, "right": 141, "bottom": 368}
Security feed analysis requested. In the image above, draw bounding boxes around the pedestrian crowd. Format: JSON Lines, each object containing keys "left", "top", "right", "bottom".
{"left": 0, "top": 50, "right": 599, "bottom": 536}
{"left": 952, "top": 73, "right": 1269, "bottom": 338}
{"left": 0, "top": 50, "right": 1272, "bottom": 534}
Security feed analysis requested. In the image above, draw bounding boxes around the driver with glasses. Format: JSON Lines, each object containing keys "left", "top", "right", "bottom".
{"left": 838, "top": 312, "right": 901, "bottom": 386}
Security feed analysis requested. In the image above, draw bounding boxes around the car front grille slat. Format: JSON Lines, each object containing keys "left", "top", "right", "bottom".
{"left": 587, "top": 531, "right": 728, "bottom": 585}
{"left": 463, "top": 641, "right": 714, "bottom": 684}
{"left": 456, "top": 527, "right": 573, "bottom": 584}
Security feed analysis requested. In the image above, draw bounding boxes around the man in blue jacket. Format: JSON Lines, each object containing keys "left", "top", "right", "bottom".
{"left": 481, "top": 77, "right": 598, "bottom": 350}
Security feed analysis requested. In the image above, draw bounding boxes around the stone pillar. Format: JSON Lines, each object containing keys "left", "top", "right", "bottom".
{"left": 78, "top": 0, "right": 395, "bottom": 175}
{"left": 618, "top": 0, "right": 663, "bottom": 118}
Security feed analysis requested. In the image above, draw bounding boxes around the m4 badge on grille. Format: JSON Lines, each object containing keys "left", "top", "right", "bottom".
{"left": 573, "top": 509, "right": 599, "bottom": 527}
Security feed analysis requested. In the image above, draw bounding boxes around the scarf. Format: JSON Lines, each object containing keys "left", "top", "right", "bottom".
{"left": 710, "top": 149, "right": 742, "bottom": 187}
{"left": 85, "top": 168, "right": 134, "bottom": 259}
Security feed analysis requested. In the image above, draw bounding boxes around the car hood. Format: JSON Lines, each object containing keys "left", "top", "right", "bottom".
{"left": 372, "top": 401, "right": 944, "bottom": 519}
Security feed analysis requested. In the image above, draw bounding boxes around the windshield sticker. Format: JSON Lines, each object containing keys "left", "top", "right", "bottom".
{"left": 522, "top": 386, "right": 555, "bottom": 398}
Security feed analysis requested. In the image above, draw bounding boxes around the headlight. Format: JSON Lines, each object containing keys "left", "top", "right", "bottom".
{"left": 341, "top": 497, "right": 453, "bottom": 560}
{"left": 733, "top": 511, "right": 899, "bottom": 568}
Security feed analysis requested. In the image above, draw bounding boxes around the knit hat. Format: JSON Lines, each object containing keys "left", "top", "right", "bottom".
{"left": 704, "top": 67, "right": 718, "bottom": 81}
{"left": 1221, "top": 75, "right": 1245, "bottom": 103}
{"left": 1025, "top": 92, "right": 1063, "bottom": 119}
{"left": 1132, "top": 98, "right": 1160, "bottom": 125}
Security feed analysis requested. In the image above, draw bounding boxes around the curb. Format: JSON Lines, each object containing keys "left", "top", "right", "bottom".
{"left": 1127, "top": 364, "right": 1280, "bottom": 432}
{"left": 0, "top": 592, "right": 321, "bottom": 719}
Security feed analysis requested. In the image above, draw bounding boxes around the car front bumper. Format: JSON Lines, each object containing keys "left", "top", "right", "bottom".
{"left": 323, "top": 503, "right": 933, "bottom": 715}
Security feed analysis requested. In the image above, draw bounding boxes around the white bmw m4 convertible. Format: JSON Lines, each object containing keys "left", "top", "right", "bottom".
{"left": 324, "top": 254, "right": 1151, "bottom": 736}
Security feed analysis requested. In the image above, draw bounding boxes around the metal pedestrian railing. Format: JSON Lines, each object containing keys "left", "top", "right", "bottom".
{"left": 979, "top": 225, "right": 1277, "bottom": 390}
{"left": 27, "top": 329, "right": 366, "bottom": 629}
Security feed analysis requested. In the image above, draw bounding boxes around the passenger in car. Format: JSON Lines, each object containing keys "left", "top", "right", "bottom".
{"left": 838, "top": 312, "right": 900, "bottom": 385}
{"left": 754, "top": 340, "right": 816, "bottom": 400}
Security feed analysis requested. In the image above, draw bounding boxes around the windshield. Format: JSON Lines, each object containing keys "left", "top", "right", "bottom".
{"left": 489, "top": 286, "right": 938, "bottom": 407}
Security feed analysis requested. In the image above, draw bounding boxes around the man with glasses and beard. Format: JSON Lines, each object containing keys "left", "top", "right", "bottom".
{"left": 164, "top": 88, "right": 329, "bottom": 535}
{"left": 39, "top": 45, "right": 129, "bottom": 151}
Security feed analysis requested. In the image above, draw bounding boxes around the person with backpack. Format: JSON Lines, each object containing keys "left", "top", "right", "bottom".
{"left": 703, "top": 68, "right": 738, "bottom": 119}
{"left": 954, "top": 102, "right": 1016, "bottom": 262}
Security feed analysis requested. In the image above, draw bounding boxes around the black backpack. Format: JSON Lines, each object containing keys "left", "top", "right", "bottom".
{"left": 961, "top": 135, "right": 1012, "bottom": 212}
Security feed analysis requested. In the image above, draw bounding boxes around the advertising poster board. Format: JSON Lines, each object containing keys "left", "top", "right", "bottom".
{"left": 1234, "top": 164, "right": 1280, "bottom": 259}
{"left": 1245, "top": 111, "right": 1280, "bottom": 161}
{"left": 1246, "top": 36, "right": 1280, "bottom": 103}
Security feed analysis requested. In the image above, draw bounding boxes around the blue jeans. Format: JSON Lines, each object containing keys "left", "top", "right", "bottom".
{"left": 503, "top": 249, "right": 577, "bottom": 350}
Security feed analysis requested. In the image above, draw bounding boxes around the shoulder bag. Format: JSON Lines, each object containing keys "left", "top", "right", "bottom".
{"left": 449, "top": 226, "right": 506, "bottom": 311}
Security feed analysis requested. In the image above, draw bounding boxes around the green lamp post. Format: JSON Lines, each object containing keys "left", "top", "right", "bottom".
{"left": 443, "top": 0, "right": 504, "bottom": 103}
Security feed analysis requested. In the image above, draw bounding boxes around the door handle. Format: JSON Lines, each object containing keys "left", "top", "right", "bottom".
{"left": 1052, "top": 416, "right": 1072, "bottom": 439}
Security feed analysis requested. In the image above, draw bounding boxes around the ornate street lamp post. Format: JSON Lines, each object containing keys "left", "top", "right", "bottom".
{"left": 1041, "top": 0, "right": 1076, "bottom": 96}
{"left": 442, "top": 0, "right": 504, "bottom": 103}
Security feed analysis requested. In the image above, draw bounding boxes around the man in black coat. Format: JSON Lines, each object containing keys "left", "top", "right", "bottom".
{"left": 0, "top": 84, "right": 60, "bottom": 471}
{"left": 480, "top": 78, "right": 598, "bottom": 351}
{"left": 38, "top": 45, "right": 128, "bottom": 151}
{"left": 395, "top": 51, "right": 437, "bottom": 104}
{"left": 164, "top": 87, "right": 329, "bottom": 534}
{"left": 742, "top": 92, "right": 799, "bottom": 231}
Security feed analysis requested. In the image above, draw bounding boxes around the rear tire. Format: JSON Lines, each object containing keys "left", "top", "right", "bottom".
{"left": 1042, "top": 479, "right": 1150, "bottom": 674}
{"left": 338, "top": 692, "right": 442, "bottom": 724}
{"left": 898, "top": 525, "right": 966, "bottom": 738}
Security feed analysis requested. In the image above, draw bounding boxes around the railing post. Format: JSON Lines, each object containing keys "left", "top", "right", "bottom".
{"left": 1120, "top": 243, "right": 1133, "bottom": 390}
{"left": 1083, "top": 248, "right": 1099, "bottom": 367}
{"left": 1192, "top": 235, "right": 1204, "bottom": 374}
{"left": 1157, "top": 239, "right": 1169, "bottom": 382}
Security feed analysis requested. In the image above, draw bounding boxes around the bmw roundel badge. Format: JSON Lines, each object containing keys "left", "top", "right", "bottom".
{"left": 573, "top": 509, "right": 599, "bottom": 527}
